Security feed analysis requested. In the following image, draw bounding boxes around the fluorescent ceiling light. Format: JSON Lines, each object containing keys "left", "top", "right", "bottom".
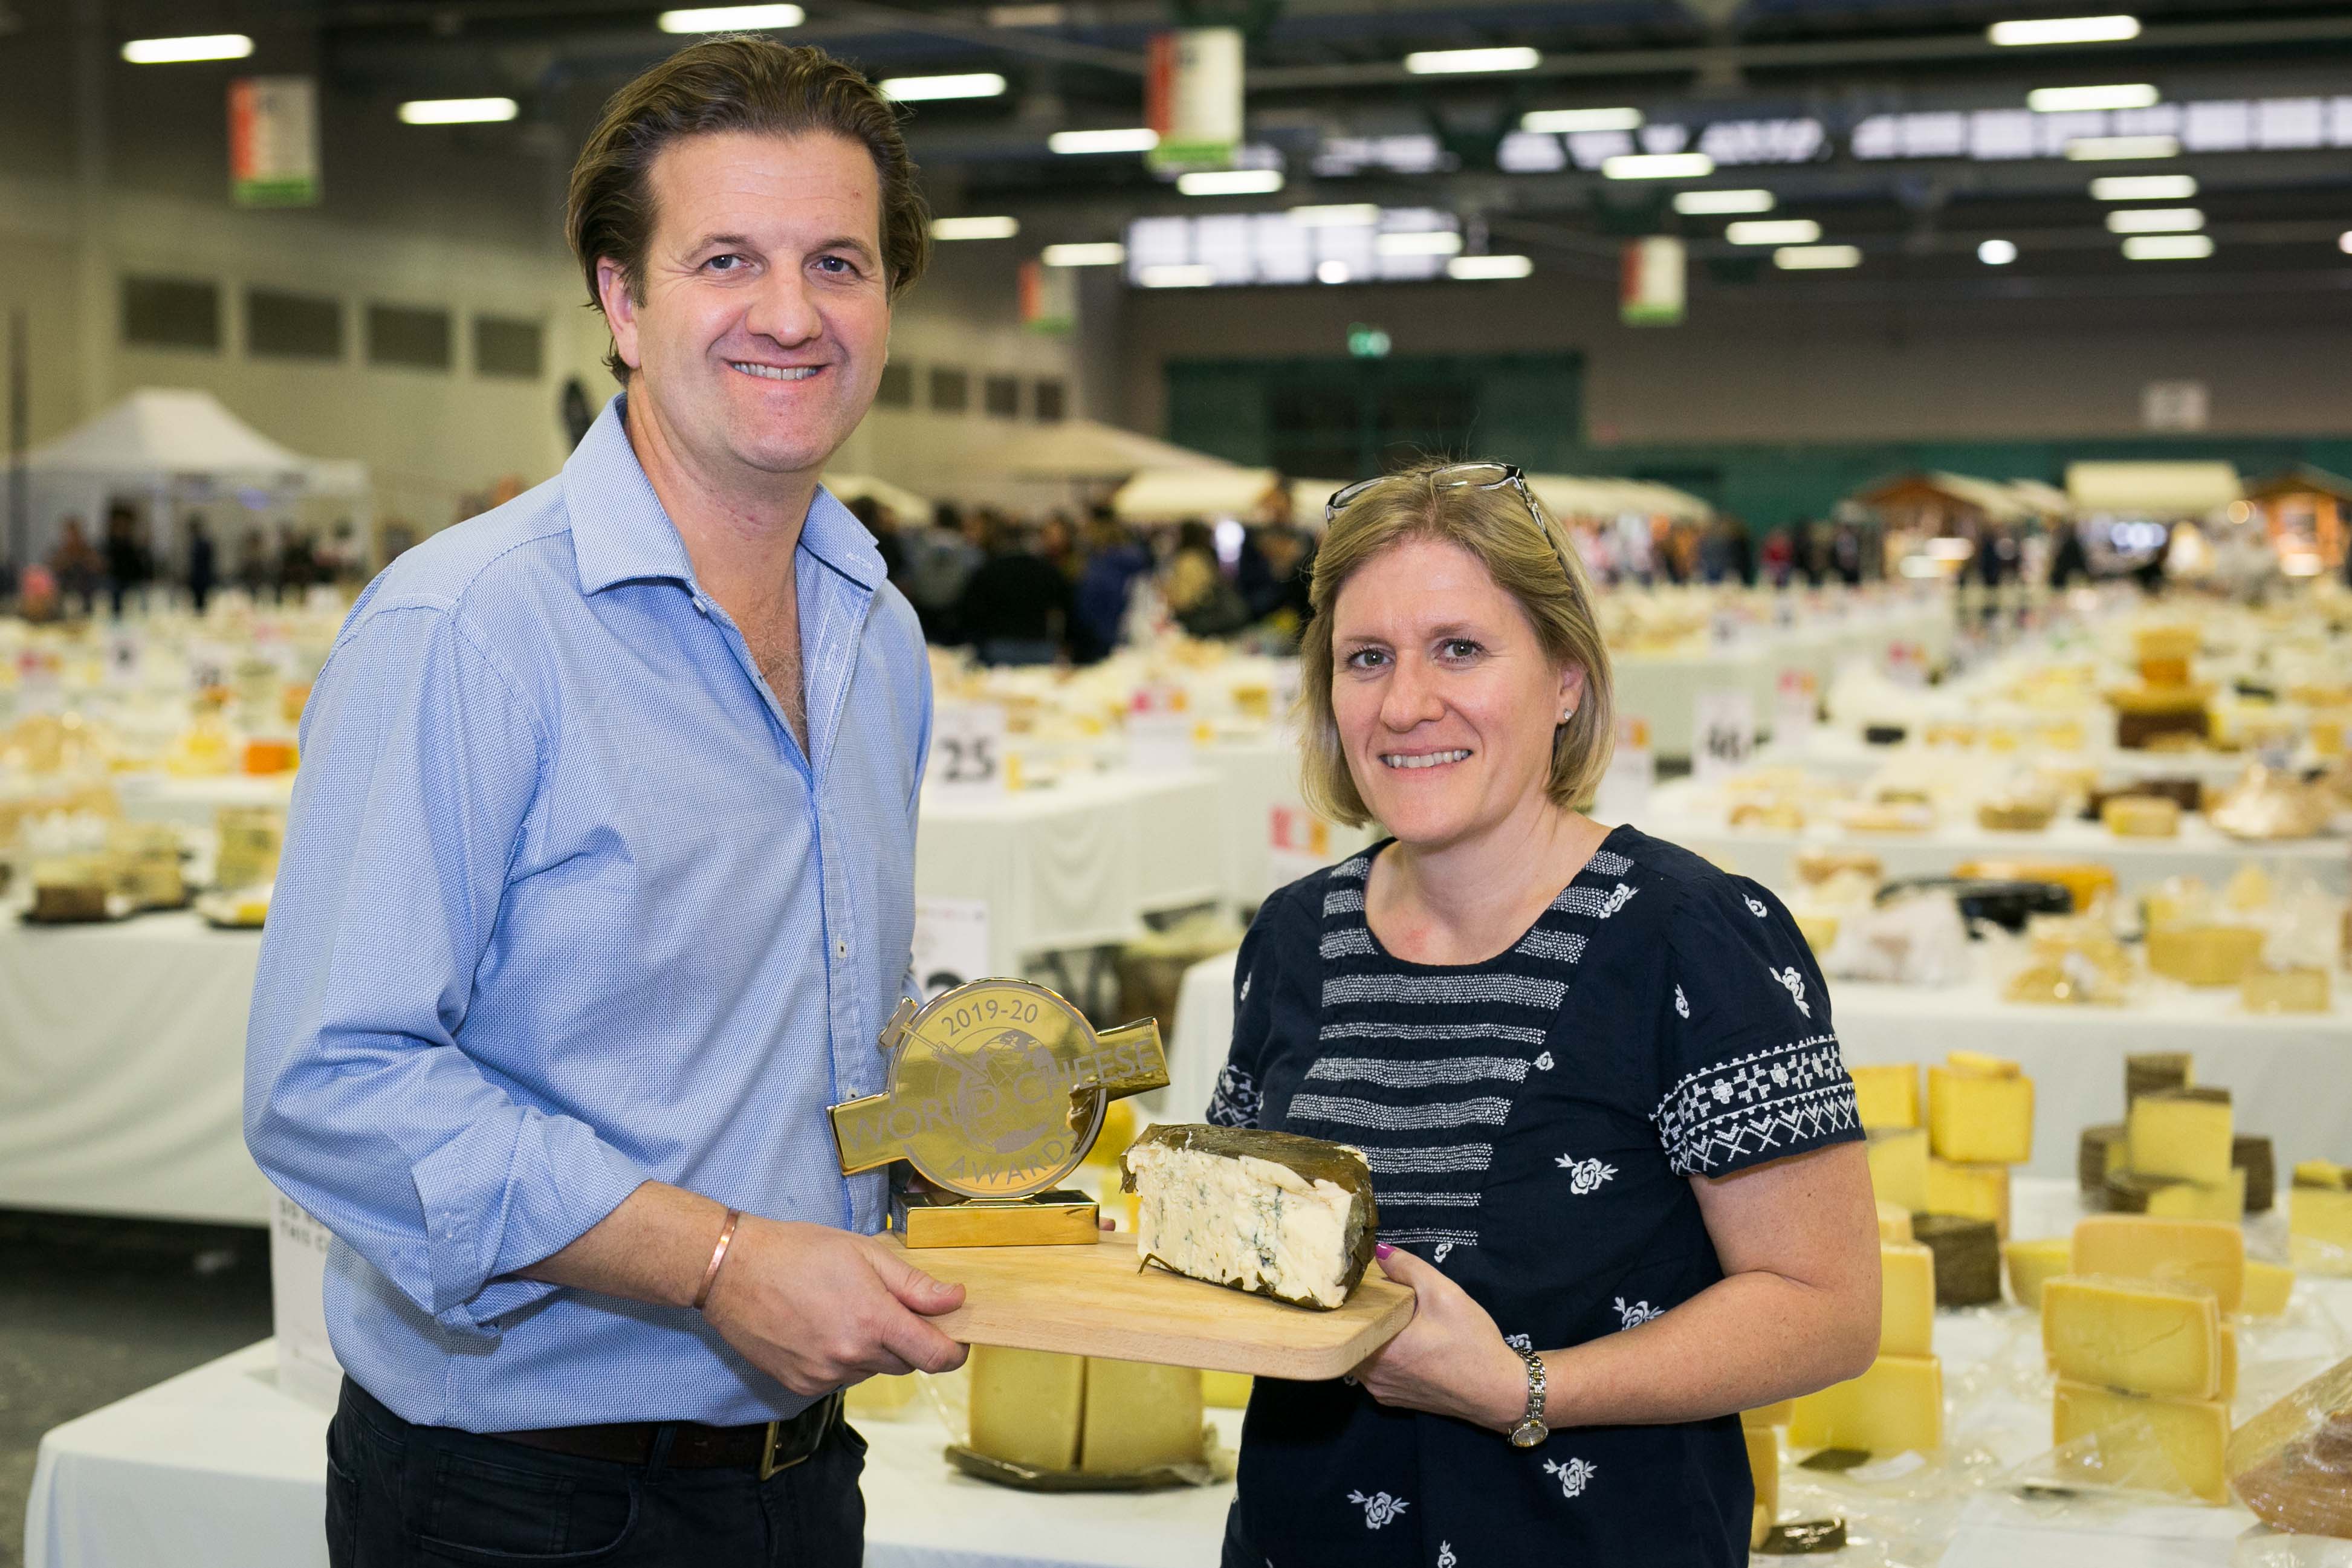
{"left": 1521, "top": 108, "right": 1642, "bottom": 133}
{"left": 120, "top": 33, "right": 253, "bottom": 63}
{"left": 1317, "top": 260, "right": 1352, "bottom": 283}
{"left": 1049, "top": 128, "right": 1159, "bottom": 154}
{"left": 658, "top": 5, "right": 805, "bottom": 31}
{"left": 2104, "top": 207, "right": 2202, "bottom": 233}
{"left": 2090, "top": 174, "right": 2197, "bottom": 201}
{"left": 1139, "top": 264, "right": 1216, "bottom": 288}
{"left": 1404, "top": 47, "right": 1540, "bottom": 74}
{"left": 1978, "top": 238, "right": 2019, "bottom": 264}
{"left": 1376, "top": 230, "right": 1463, "bottom": 256}
{"left": 1447, "top": 254, "right": 1534, "bottom": 279}
{"left": 1602, "top": 152, "right": 1715, "bottom": 180}
{"left": 1288, "top": 204, "right": 1381, "bottom": 227}
{"left": 930, "top": 216, "right": 1019, "bottom": 240}
{"left": 2122, "top": 234, "right": 2213, "bottom": 259}
{"left": 1177, "top": 168, "right": 1283, "bottom": 196}
{"left": 2028, "top": 83, "right": 2159, "bottom": 112}
{"left": 398, "top": 98, "right": 519, "bottom": 125}
{"left": 2065, "top": 134, "right": 2179, "bottom": 160}
{"left": 2341, "top": 231, "right": 2352, "bottom": 255}
{"left": 1774, "top": 244, "right": 1862, "bottom": 270}
{"left": 1673, "top": 189, "right": 1776, "bottom": 215}
{"left": 1041, "top": 242, "right": 1124, "bottom": 267}
{"left": 879, "top": 73, "right": 1006, "bottom": 102}
{"left": 1726, "top": 218, "right": 1821, "bottom": 245}
{"left": 1988, "top": 14, "right": 2140, "bottom": 45}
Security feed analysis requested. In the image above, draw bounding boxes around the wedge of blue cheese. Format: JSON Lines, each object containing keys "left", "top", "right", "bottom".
{"left": 1119, "top": 1124, "right": 1378, "bottom": 1310}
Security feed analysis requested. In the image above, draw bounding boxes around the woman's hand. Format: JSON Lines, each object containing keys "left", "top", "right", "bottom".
{"left": 1351, "top": 1245, "right": 1532, "bottom": 1431}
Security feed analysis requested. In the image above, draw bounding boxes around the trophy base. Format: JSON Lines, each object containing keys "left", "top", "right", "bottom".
{"left": 890, "top": 1189, "right": 1101, "bottom": 1248}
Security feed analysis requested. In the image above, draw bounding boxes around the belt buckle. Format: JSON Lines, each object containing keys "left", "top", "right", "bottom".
{"left": 757, "top": 1396, "right": 830, "bottom": 1481}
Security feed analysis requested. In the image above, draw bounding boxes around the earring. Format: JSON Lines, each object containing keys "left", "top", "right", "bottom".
{"left": 1560, "top": 706, "right": 1576, "bottom": 724}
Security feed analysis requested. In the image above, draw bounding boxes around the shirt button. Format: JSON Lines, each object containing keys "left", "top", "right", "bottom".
{"left": 693, "top": 596, "right": 710, "bottom": 615}
{"left": 835, "top": 941, "right": 849, "bottom": 959}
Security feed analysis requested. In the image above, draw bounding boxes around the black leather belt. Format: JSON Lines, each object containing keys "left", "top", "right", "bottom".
{"left": 489, "top": 1391, "right": 841, "bottom": 1480}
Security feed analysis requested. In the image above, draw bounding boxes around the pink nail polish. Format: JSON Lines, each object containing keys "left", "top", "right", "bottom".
{"left": 1374, "top": 1242, "right": 1395, "bottom": 1260}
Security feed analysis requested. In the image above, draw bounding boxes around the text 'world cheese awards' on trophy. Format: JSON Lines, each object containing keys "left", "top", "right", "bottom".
{"left": 828, "top": 978, "right": 1168, "bottom": 1247}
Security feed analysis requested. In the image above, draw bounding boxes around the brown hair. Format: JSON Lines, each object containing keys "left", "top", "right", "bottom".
{"left": 566, "top": 36, "right": 931, "bottom": 382}
{"left": 1297, "top": 462, "right": 1616, "bottom": 826}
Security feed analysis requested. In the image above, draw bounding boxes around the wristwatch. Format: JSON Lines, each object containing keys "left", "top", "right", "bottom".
{"left": 1506, "top": 1348, "right": 1549, "bottom": 1448}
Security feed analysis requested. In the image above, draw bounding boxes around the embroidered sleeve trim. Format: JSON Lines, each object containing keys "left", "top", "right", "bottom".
{"left": 1207, "top": 1062, "right": 1262, "bottom": 1128}
{"left": 1650, "top": 1034, "right": 1859, "bottom": 1176}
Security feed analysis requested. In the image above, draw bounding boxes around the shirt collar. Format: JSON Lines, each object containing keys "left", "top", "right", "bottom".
{"left": 565, "top": 392, "right": 884, "bottom": 597}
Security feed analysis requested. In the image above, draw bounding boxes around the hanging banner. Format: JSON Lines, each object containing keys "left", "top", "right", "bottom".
{"left": 1146, "top": 27, "right": 1244, "bottom": 170}
{"left": 1020, "top": 259, "right": 1075, "bottom": 334}
{"left": 229, "top": 76, "right": 322, "bottom": 207}
{"left": 1621, "top": 236, "right": 1685, "bottom": 327}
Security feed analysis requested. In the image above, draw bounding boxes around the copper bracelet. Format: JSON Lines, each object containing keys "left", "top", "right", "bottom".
{"left": 693, "top": 1208, "right": 743, "bottom": 1312}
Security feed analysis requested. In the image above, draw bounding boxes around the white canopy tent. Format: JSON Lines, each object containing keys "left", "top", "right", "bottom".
{"left": 1526, "top": 473, "right": 1711, "bottom": 523}
{"left": 977, "top": 420, "right": 1234, "bottom": 483}
{"left": 821, "top": 471, "right": 936, "bottom": 525}
{"left": 2065, "top": 461, "right": 2241, "bottom": 519}
{"left": 1111, "top": 467, "right": 1282, "bottom": 524}
{"left": 19, "top": 389, "right": 369, "bottom": 573}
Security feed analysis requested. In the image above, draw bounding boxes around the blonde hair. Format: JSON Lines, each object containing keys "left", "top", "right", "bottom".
{"left": 1297, "top": 462, "right": 1616, "bottom": 828}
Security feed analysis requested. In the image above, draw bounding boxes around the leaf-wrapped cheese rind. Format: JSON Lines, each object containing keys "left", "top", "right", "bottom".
{"left": 1119, "top": 1124, "right": 1378, "bottom": 1310}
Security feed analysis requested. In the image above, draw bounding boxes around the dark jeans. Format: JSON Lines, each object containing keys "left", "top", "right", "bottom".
{"left": 326, "top": 1378, "right": 867, "bottom": 1568}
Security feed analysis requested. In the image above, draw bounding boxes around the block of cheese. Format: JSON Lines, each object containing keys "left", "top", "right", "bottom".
{"left": 1876, "top": 1202, "right": 1913, "bottom": 1242}
{"left": 2243, "top": 1259, "right": 2295, "bottom": 1317}
{"left": 844, "top": 1372, "right": 921, "bottom": 1419}
{"left": 2295, "top": 1161, "right": 2350, "bottom": 1190}
{"left": 2147, "top": 924, "right": 2265, "bottom": 986}
{"left": 1121, "top": 1124, "right": 1376, "bottom": 1309}
{"left": 1788, "top": 1353, "right": 1943, "bottom": 1456}
{"left": 1745, "top": 1423, "right": 1779, "bottom": 1548}
{"left": 2242, "top": 967, "right": 2333, "bottom": 1015}
{"left": 2220, "top": 1321, "right": 2238, "bottom": 1402}
{"left": 1928, "top": 1158, "right": 2012, "bottom": 1237}
{"left": 2290, "top": 1186, "right": 2352, "bottom": 1276}
{"left": 968, "top": 1346, "right": 1086, "bottom": 1471}
{"left": 1867, "top": 1127, "right": 1931, "bottom": 1214}
{"left": 2130, "top": 1087, "right": 2236, "bottom": 1185}
{"left": 1850, "top": 1063, "right": 1921, "bottom": 1130}
{"left": 2043, "top": 1275, "right": 2223, "bottom": 1399}
{"left": 2127, "top": 1052, "right": 2195, "bottom": 1103}
{"left": 1914, "top": 1214, "right": 2003, "bottom": 1306}
{"left": 2080, "top": 1124, "right": 2129, "bottom": 1197}
{"left": 1881, "top": 1243, "right": 1936, "bottom": 1358}
{"left": 2237, "top": 1136, "right": 2276, "bottom": 1215}
{"left": 2104, "top": 794, "right": 2182, "bottom": 837}
{"left": 2226, "top": 1354, "right": 2352, "bottom": 1538}
{"left": 1079, "top": 1358, "right": 1205, "bottom": 1473}
{"left": 1928, "top": 1063, "right": 2034, "bottom": 1164}
{"left": 2105, "top": 1168, "right": 2246, "bottom": 1222}
{"left": 2003, "top": 1236, "right": 2072, "bottom": 1310}
{"left": 2073, "top": 1214, "right": 2246, "bottom": 1313}
{"left": 1741, "top": 1401, "right": 1793, "bottom": 1428}
{"left": 1200, "top": 1371, "right": 1254, "bottom": 1408}
{"left": 1948, "top": 1049, "right": 2020, "bottom": 1077}
{"left": 2053, "top": 1380, "right": 2231, "bottom": 1502}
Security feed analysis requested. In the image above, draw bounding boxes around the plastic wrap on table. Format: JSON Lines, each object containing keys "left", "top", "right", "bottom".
{"left": 2000, "top": 915, "right": 2137, "bottom": 1006}
{"left": 1819, "top": 889, "right": 1972, "bottom": 986}
{"left": 2235, "top": 1526, "right": 2352, "bottom": 1566}
{"left": 2227, "top": 1352, "right": 2352, "bottom": 1538}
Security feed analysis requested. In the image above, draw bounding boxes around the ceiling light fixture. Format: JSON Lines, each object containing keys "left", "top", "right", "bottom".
{"left": 2104, "top": 207, "right": 2203, "bottom": 233}
{"left": 398, "top": 98, "right": 520, "bottom": 125}
{"left": 930, "top": 216, "right": 1019, "bottom": 240}
{"left": 1404, "top": 47, "right": 1540, "bottom": 74}
{"left": 1978, "top": 239, "right": 2019, "bottom": 264}
{"left": 1139, "top": 264, "right": 1217, "bottom": 288}
{"left": 120, "top": 33, "right": 253, "bottom": 63}
{"left": 1726, "top": 218, "right": 1821, "bottom": 245}
{"left": 2027, "top": 83, "right": 2159, "bottom": 112}
{"left": 2090, "top": 174, "right": 2197, "bottom": 201}
{"left": 2340, "top": 231, "right": 2352, "bottom": 255}
{"left": 658, "top": 5, "right": 805, "bottom": 31}
{"left": 1317, "top": 261, "right": 1352, "bottom": 284}
{"left": 2122, "top": 234, "right": 2213, "bottom": 259}
{"left": 1447, "top": 254, "right": 1534, "bottom": 279}
{"left": 1988, "top": 15, "right": 2140, "bottom": 45}
{"left": 1376, "top": 231, "right": 1464, "bottom": 256}
{"left": 1521, "top": 107, "right": 1642, "bottom": 132}
{"left": 1602, "top": 152, "right": 1715, "bottom": 180}
{"left": 879, "top": 73, "right": 1006, "bottom": 102}
{"left": 1041, "top": 242, "right": 1124, "bottom": 267}
{"left": 1774, "top": 244, "right": 1862, "bottom": 270}
{"left": 1673, "top": 189, "right": 1776, "bottom": 215}
{"left": 2064, "top": 134, "right": 2180, "bottom": 160}
{"left": 1049, "top": 128, "right": 1159, "bottom": 154}
{"left": 1176, "top": 168, "right": 1283, "bottom": 195}
{"left": 1288, "top": 204, "right": 1382, "bottom": 227}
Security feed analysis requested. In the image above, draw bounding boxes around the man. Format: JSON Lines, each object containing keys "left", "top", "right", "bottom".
{"left": 186, "top": 514, "right": 216, "bottom": 616}
{"left": 246, "top": 39, "right": 960, "bottom": 1567}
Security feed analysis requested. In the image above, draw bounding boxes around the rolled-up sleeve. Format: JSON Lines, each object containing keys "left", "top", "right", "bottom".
{"left": 245, "top": 599, "right": 647, "bottom": 1335}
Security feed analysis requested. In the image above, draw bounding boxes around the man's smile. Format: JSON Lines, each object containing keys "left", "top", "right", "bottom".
{"left": 728, "top": 361, "right": 822, "bottom": 381}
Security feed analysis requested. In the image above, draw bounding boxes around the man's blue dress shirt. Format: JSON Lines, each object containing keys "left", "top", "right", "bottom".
{"left": 245, "top": 395, "right": 929, "bottom": 1430}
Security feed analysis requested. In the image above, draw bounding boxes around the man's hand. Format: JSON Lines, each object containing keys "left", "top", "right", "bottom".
{"left": 701, "top": 1216, "right": 970, "bottom": 1396}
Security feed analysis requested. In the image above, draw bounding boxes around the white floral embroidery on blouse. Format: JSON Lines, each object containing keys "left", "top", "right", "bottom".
{"left": 1598, "top": 883, "right": 1638, "bottom": 918}
{"left": 1534, "top": 1050, "right": 1555, "bottom": 1071}
{"left": 1437, "top": 1544, "right": 1457, "bottom": 1568}
{"left": 1504, "top": 1332, "right": 1533, "bottom": 1351}
{"left": 1541, "top": 1456, "right": 1598, "bottom": 1499}
{"left": 1772, "top": 965, "right": 1811, "bottom": 1017}
{"left": 1614, "top": 1296, "right": 1662, "bottom": 1329}
{"left": 1745, "top": 896, "right": 1767, "bottom": 918}
{"left": 1553, "top": 1154, "right": 1618, "bottom": 1194}
{"left": 1348, "top": 1491, "right": 1411, "bottom": 1529}
{"left": 1433, "top": 1241, "right": 1456, "bottom": 1263}
{"left": 1674, "top": 984, "right": 1689, "bottom": 1019}
{"left": 1237, "top": 969, "right": 1252, "bottom": 1004}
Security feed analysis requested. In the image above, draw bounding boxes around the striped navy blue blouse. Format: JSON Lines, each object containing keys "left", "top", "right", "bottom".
{"left": 1211, "top": 824, "right": 1862, "bottom": 1568}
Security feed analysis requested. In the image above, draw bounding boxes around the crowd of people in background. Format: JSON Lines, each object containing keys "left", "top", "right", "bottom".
{"left": 22, "top": 504, "right": 367, "bottom": 623}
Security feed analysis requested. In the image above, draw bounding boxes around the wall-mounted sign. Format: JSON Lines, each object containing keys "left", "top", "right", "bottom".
{"left": 1621, "top": 236, "right": 1685, "bottom": 327}
{"left": 229, "top": 77, "right": 321, "bottom": 207}
{"left": 1147, "top": 28, "right": 1244, "bottom": 170}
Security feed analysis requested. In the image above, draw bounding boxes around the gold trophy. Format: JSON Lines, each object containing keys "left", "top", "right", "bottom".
{"left": 829, "top": 979, "right": 1167, "bottom": 1248}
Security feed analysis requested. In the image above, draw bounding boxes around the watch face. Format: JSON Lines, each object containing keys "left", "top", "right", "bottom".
{"left": 1509, "top": 1419, "right": 1546, "bottom": 1449}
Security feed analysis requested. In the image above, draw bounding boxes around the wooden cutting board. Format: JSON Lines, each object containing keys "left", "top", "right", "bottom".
{"left": 885, "top": 1233, "right": 1415, "bottom": 1381}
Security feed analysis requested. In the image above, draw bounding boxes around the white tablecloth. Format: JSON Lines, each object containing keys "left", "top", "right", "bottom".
{"left": 1159, "top": 947, "right": 2352, "bottom": 1182}
{"left": 1615, "top": 611, "right": 1952, "bottom": 760}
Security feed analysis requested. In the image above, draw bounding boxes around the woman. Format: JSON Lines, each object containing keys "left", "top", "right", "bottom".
{"left": 1213, "top": 461, "right": 1879, "bottom": 1566}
